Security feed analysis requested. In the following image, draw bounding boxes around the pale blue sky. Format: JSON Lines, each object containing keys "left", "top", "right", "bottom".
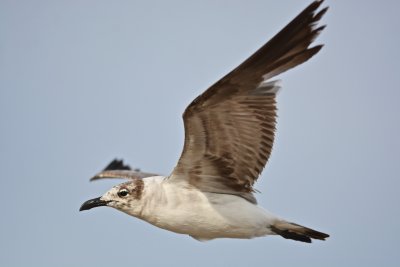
{"left": 1, "top": 1, "right": 399, "bottom": 266}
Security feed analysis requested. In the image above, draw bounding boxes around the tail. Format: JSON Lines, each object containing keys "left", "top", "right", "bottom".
{"left": 271, "top": 221, "right": 329, "bottom": 243}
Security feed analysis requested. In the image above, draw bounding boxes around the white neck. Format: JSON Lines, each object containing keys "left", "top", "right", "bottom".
{"left": 134, "top": 176, "right": 167, "bottom": 220}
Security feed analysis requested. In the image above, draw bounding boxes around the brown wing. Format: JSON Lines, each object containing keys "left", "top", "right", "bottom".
{"left": 168, "top": 1, "right": 328, "bottom": 203}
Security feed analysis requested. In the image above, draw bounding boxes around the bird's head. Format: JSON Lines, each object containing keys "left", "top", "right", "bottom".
{"left": 79, "top": 179, "right": 144, "bottom": 216}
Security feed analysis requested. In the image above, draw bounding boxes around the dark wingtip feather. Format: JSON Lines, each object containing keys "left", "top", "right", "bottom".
{"left": 271, "top": 225, "right": 312, "bottom": 243}
{"left": 303, "top": 228, "right": 330, "bottom": 241}
{"left": 293, "top": 0, "right": 325, "bottom": 24}
{"left": 314, "top": 6, "right": 329, "bottom": 22}
{"left": 239, "top": 0, "right": 328, "bottom": 77}
{"left": 271, "top": 222, "right": 329, "bottom": 243}
{"left": 103, "top": 159, "right": 131, "bottom": 171}
{"left": 310, "top": 0, "right": 323, "bottom": 11}
{"left": 309, "top": 44, "right": 324, "bottom": 55}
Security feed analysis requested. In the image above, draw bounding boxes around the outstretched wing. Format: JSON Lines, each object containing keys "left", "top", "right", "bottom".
{"left": 168, "top": 1, "right": 327, "bottom": 203}
{"left": 90, "top": 159, "right": 160, "bottom": 181}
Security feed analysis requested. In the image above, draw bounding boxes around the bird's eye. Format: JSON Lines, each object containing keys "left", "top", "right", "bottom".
{"left": 117, "top": 189, "right": 129, "bottom": 197}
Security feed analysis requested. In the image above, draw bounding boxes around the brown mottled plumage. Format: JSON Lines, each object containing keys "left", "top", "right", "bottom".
{"left": 131, "top": 179, "right": 144, "bottom": 200}
{"left": 81, "top": 1, "right": 329, "bottom": 243}
{"left": 170, "top": 1, "right": 328, "bottom": 204}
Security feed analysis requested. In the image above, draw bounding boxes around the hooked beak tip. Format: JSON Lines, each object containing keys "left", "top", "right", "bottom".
{"left": 79, "top": 197, "right": 109, "bottom": 211}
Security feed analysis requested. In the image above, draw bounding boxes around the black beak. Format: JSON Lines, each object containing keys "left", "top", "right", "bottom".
{"left": 79, "top": 197, "right": 110, "bottom": 211}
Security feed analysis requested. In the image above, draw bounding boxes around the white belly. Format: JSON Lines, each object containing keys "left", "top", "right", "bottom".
{"left": 140, "top": 185, "right": 278, "bottom": 240}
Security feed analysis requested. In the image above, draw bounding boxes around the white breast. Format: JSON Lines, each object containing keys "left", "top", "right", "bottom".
{"left": 136, "top": 178, "right": 278, "bottom": 240}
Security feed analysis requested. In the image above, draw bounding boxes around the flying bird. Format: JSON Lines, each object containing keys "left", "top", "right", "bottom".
{"left": 80, "top": 1, "right": 329, "bottom": 243}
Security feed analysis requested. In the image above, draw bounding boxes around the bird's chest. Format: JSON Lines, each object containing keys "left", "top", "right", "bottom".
{"left": 141, "top": 190, "right": 231, "bottom": 235}
{"left": 140, "top": 189, "right": 267, "bottom": 239}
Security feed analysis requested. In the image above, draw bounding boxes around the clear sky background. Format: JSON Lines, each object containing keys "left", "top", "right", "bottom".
{"left": 1, "top": 0, "right": 399, "bottom": 266}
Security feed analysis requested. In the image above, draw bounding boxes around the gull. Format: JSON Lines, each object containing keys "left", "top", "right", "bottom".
{"left": 80, "top": 1, "right": 329, "bottom": 243}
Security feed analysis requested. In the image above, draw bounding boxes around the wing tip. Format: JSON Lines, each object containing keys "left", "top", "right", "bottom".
{"left": 271, "top": 221, "right": 330, "bottom": 243}
{"left": 103, "top": 159, "right": 131, "bottom": 171}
